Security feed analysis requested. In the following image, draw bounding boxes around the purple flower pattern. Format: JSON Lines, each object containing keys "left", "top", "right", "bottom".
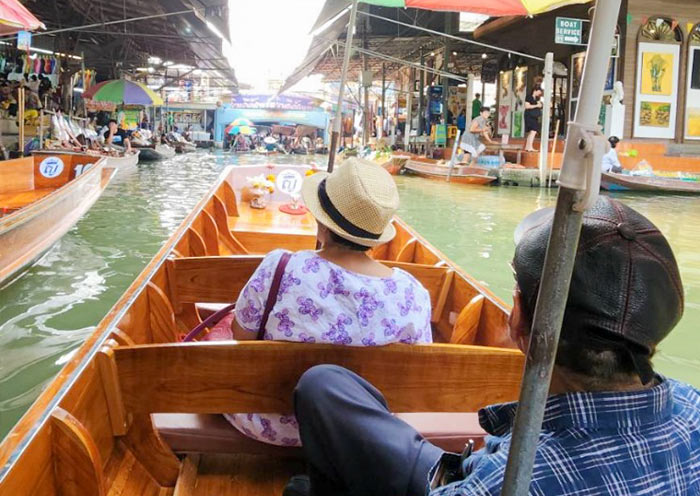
{"left": 397, "top": 285, "right": 422, "bottom": 317}
{"left": 249, "top": 267, "right": 271, "bottom": 293}
{"left": 383, "top": 278, "right": 398, "bottom": 295}
{"left": 318, "top": 268, "right": 350, "bottom": 298}
{"left": 274, "top": 309, "right": 295, "bottom": 337}
{"left": 322, "top": 314, "right": 353, "bottom": 345}
{"left": 297, "top": 297, "right": 323, "bottom": 321}
{"left": 229, "top": 251, "right": 434, "bottom": 448}
{"left": 353, "top": 288, "right": 384, "bottom": 327}
{"left": 278, "top": 271, "right": 301, "bottom": 301}
{"left": 302, "top": 257, "right": 321, "bottom": 274}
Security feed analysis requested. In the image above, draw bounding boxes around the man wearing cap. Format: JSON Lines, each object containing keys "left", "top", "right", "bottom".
{"left": 285, "top": 196, "right": 700, "bottom": 496}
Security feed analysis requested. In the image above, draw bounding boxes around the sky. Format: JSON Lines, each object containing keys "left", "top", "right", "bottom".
{"left": 227, "top": 0, "right": 326, "bottom": 91}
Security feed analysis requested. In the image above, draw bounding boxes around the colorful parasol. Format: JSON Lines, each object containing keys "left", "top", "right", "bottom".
{"left": 82, "top": 79, "right": 164, "bottom": 106}
{"left": 0, "top": 0, "right": 44, "bottom": 36}
{"left": 225, "top": 118, "right": 257, "bottom": 135}
{"left": 360, "top": 0, "right": 591, "bottom": 16}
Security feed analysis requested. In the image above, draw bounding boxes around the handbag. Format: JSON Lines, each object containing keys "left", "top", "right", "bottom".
{"left": 181, "top": 252, "right": 292, "bottom": 342}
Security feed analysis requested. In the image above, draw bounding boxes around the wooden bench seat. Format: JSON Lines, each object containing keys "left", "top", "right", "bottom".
{"left": 154, "top": 412, "right": 487, "bottom": 456}
{"left": 0, "top": 188, "right": 55, "bottom": 210}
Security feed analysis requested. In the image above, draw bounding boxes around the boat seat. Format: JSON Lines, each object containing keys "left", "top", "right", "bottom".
{"left": 0, "top": 188, "right": 55, "bottom": 210}
{"left": 153, "top": 412, "right": 487, "bottom": 456}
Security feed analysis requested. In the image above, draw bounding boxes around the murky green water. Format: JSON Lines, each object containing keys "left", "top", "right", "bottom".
{"left": 394, "top": 176, "right": 700, "bottom": 389}
{"left": 0, "top": 154, "right": 698, "bottom": 440}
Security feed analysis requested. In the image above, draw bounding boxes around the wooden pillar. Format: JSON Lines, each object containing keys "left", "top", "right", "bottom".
{"left": 380, "top": 63, "right": 386, "bottom": 139}
{"left": 405, "top": 68, "right": 414, "bottom": 150}
{"left": 442, "top": 13, "right": 451, "bottom": 127}
{"left": 418, "top": 47, "right": 425, "bottom": 136}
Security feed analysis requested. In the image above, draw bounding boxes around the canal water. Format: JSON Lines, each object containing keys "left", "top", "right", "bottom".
{"left": 0, "top": 152, "right": 698, "bottom": 440}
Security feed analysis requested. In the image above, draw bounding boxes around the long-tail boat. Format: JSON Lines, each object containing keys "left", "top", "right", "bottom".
{"left": 0, "top": 163, "right": 524, "bottom": 495}
{"left": 601, "top": 171, "right": 700, "bottom": 194}
{"left": 33, "top": 149, "right": 140, "bottom": 176}
{"left": 405, "top": 157, "right": 497, "bottom": 185}
{"left": 0, "top": 152, "right": 115, "bottom": 287}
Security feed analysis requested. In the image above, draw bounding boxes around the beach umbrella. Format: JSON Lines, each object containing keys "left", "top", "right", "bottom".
{"left": 230, "top": 118, "right": 255, "bottom": 127}
{"left": 226, "top": 125, "right": 257, "bottom": 135}
{"left": 0, "top": 0, "right": 44, "bottom": 35}
{"left": 359, "top": 0, "right": 590, "bottom": 16}
{"left": 82, "top": 79, "right": 164, "bottom": 106}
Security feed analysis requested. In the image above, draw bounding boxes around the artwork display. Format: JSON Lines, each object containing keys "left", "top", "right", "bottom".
{"left": 498, "top": 70, "right": 513, "bottom": 134}
{"left": 639, "top": 101, "right": 671, "bottom": 128}
{"left": 634, "top": 42, "right": 679, "bottom": 139}
{"left": 571, "top": 52, "right": 585, "bottom": 100}
{"left": 686, "top": 45, "right": 700, "bottom": 140}
{"left": 641, "top": 52, "right": 674, "bottom": 96}
{"left": 512, "top": 67, "right": 527, "bottom": 138}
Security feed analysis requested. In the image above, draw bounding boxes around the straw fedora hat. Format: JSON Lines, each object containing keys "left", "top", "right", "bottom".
{"left": 302, "top": 157, "right": 399, "bottom": 247}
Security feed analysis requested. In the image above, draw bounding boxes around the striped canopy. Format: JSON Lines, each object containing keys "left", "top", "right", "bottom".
{"left": 361, "top": 0, "right": 590, "bottom": 16}
{"left": 82, "top": 79, "right": 164, "bottom": 106}
{"left": 0, "top": 0, "right": 44, "bottom": 36}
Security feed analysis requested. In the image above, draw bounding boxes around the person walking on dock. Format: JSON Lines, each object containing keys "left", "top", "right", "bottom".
{"left": 524, "top": 85, "right": 544, "bottom": 152}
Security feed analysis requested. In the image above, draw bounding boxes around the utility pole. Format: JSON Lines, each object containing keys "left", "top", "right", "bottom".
{"left": 418, "top": 47, "right": 425, "bottom": 136}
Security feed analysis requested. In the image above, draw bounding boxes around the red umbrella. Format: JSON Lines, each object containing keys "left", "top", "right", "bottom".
{"left": 0, "top": 0, "right": 44, "bottom": 36}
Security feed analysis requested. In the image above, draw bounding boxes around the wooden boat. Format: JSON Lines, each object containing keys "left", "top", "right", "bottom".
{"left": 0, "top": 164, "right": 523, "bottom": 495}
{"left": 33, "top": 149, "right": 140, "bottom": 175}
{"left": 135, "top": 144, "right": 176, "bottom": 161}
{"left": 380, "top": 154, "right": 411, "bottom": 175}
{"left": 405, "top": 158, "right": 497, "bottom": 185}
{"left": 601, "top": 172, "right": 700, "bottom": 194}
{"left": 0, "top": 153, "right": 115, "bottom": 287}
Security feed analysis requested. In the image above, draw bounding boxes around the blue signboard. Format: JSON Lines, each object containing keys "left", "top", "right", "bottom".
{"left": 17, "top": 31, "right": 31, "bottom": 51}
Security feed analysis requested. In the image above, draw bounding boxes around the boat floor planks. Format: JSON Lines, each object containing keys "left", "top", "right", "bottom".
{"left": 0, "top": 164, "right": 521, "bottom": 495}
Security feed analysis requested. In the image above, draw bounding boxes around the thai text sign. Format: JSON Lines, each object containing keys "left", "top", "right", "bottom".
{"left": 555, "top": 17, "right": 584, "bottom": 45}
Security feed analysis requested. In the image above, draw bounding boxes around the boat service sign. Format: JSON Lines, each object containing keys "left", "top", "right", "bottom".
{"left": 39, "top": 156, "right": 64, "bottom": 178}
{"left": 276, "top": 169, "right": 303, "bottom": 196}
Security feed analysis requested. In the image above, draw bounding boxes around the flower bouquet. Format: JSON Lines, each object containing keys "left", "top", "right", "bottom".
{"left": 246, "top": 174, "right": 275, "bottom": 209}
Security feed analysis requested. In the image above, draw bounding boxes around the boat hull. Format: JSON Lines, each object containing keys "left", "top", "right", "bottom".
{"left": 601, "top": 172, "right": 700, "bottom": 194}
{"left": 0, "top": 157, "right": 114, "bottom": 286}
{"left": 405, "top": 159, "right": 496, "bottom": 185}
{"left": 135, "top": 144, "right": 175, "bottom": 161}
{"left": 33, "top": 149, "right": 140, "bottom": 175}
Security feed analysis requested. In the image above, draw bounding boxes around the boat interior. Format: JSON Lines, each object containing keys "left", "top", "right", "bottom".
{"left": 0, "top": 153, "right": 101, "bottom": 215}
{"left": 0, "top": 164, "right": 524, "bottom": 495}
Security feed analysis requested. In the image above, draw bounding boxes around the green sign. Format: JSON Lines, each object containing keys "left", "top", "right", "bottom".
{"left": 435, "top": 124, "right": 447, "bottom": 145}
{"left": 555, "top": 17, "right": 584, "bottom": 45}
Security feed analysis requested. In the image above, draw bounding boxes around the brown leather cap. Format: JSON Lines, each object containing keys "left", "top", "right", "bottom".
{"left": 513, "top": 196, "right": 684, "bottom": 355}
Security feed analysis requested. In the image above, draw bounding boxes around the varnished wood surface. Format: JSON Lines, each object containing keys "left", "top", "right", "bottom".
{"left": 114, "top": 342, "right": 524, "bottom": 415}
{"left": 0, "top": 164, "right": 518, "bottom": 496}
{"left": 0, "top": 156, "right": 113, "bottom": 285}
{"left": 0, "top": 157, "right": 34, "bottom": 194}
{"left": 228, "top": 202, "right": 317, "bottom": 237}
{"left": 0, "top": 188, "right": 55, "bottom": 210}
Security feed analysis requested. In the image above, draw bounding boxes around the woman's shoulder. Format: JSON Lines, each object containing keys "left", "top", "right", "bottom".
{"left": 391, "top": 268, "right": 430, "bottom": 295}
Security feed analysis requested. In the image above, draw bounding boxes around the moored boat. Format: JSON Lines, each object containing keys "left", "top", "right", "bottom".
{"left": 380, "top": 154, "right": 411, "bottom": 175}
{"left": 0, "top": 163, "right": 523, "bottom": 495}
{"left": 33, "top": 149, "right": 140, "bottom": 175}
{"left": 601, "top": 172, "right": 700, "bottom": 194}
{"left": 405, "top": 158, "right": 497, "bottom": 185}
{"left": 135, "top": 144, "right": 176, "bottom": 161}
{"left": 0, "top": 153, "right": 115, "bottom": 287}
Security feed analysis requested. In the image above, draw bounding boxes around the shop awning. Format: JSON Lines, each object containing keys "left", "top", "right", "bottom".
{"left": 0, "top": 0, "right": 44, "bottom": 35}
{"left": 359, "top": 0, "right": 591, "bottom": 16}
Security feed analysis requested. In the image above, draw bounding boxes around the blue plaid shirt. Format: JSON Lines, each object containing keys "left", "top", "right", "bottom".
{"left": 431, "top": 377, "right": 700, "bottom": 495}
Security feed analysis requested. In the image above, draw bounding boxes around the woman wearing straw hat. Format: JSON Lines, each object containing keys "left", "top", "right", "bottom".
{"left": 225, "top": 158, "right": 433, "bottom": 447}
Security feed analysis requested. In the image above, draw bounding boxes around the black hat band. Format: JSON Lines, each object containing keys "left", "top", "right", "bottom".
{"left": 317, "top": 178, "right": 381, "bottom": 240}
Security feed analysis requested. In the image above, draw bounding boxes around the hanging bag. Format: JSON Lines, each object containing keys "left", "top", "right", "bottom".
{"left": 181, "top": 252, "right": 292, "bottom": 342}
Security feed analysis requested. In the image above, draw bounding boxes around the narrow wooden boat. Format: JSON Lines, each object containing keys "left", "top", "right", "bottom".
{"left": 0, "top": 164, "right": 523, "bottom": 495}
{"left": 135, "top": 144, "right": 176, "bottom": 161}
{"left": 601, "top": 172, "right": 700, "bottom": 194}
{"left": 405, "top": 158, "right": 497, "bottom": 185}
{"left": 34, "top": 149, "right": 140, "bottom": 175}
{"left": 0, "top": 153, "right": 115, "bottom": 287}
{"left": 380, "top": 154, "right": 411, "bottom": 175}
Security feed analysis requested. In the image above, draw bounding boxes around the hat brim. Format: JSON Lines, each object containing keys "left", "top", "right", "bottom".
{"left": 301, "top": 171, "right": 396, "bottom": 248}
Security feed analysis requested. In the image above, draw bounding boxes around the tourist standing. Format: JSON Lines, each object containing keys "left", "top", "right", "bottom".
{"left": 471, "top": 92, "right": 482, "bottom": 119}
{"left": 524, "top": 85, "right": 543, "bottom": 152}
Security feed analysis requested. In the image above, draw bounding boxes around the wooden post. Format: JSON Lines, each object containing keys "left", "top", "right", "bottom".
{"left": 418, "top": 47, "right": 425, "bottom": 136}
{"left": 539, "top": 52, "right": 554, "bottom": 185}
{"left": 18, "top": 86, "right": 25, "bottom": 155}
{"left": 380, "top": 63, "right": 386, "bottom": 139}
{"left": 404, "top": 68, "right": 414, "bottom": 150}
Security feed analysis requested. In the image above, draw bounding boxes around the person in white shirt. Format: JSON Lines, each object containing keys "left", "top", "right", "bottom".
{"left": 602, "top": 136, "right": 623, "bottom": 173}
